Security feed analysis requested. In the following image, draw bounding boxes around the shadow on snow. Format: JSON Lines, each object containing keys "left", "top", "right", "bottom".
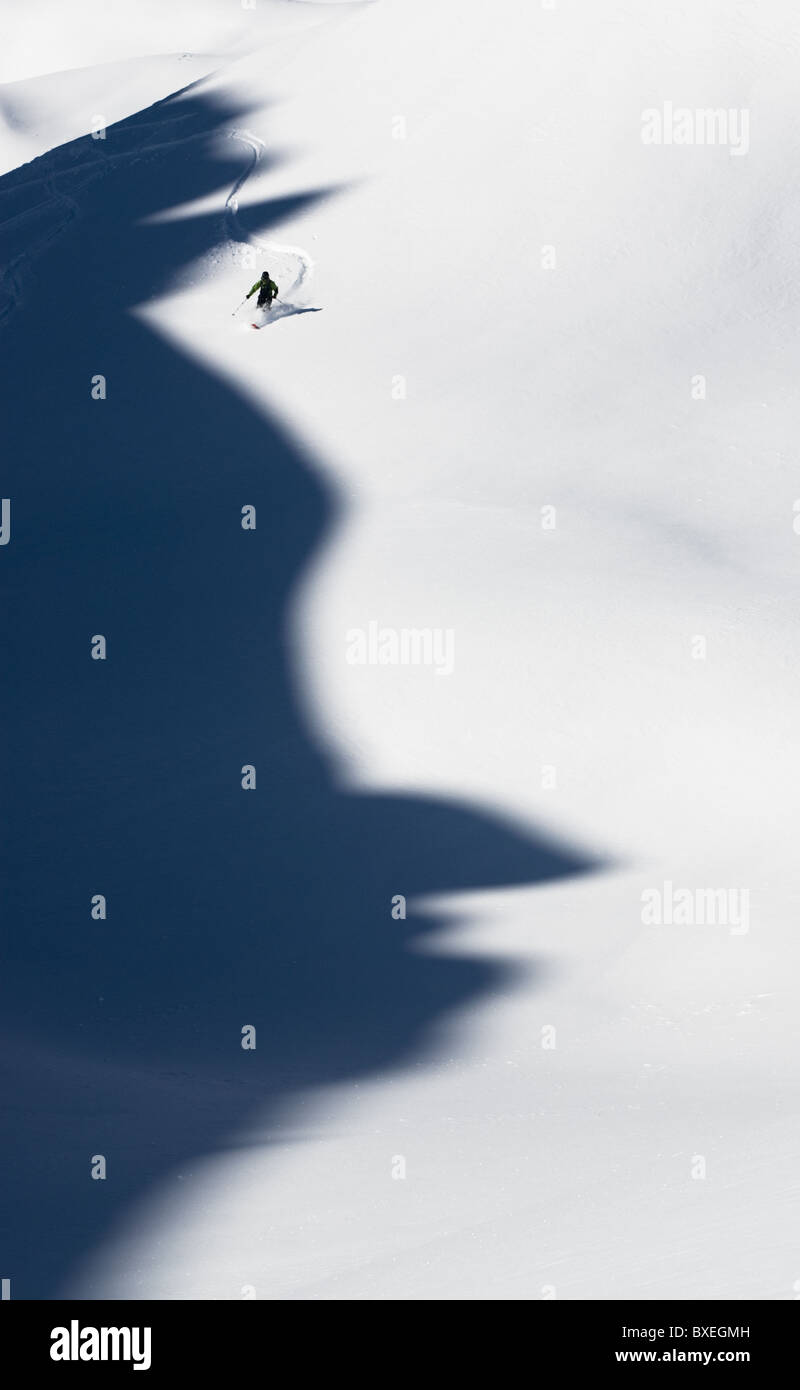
{"left": 0, "top": 85, "right": 603, "bottom": 1296}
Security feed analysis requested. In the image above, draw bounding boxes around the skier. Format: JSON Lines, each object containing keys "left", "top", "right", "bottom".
{"left": 246, "top": 270, "right": 279, "bottom": 311}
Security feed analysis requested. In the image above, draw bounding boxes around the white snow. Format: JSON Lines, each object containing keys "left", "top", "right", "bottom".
{"left": 4, "top": 0, "right": 800, "bottom": 1299}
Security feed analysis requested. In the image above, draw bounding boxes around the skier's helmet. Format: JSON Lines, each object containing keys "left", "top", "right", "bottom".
{"left": 261, "top": 270, "right": 270, "bottom": 281}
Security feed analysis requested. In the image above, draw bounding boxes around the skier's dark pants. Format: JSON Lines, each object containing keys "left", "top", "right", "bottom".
{"left": 257, "top": 292, "right": 274, "bottom": 309}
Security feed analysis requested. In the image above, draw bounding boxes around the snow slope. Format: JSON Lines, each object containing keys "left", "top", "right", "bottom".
{"left": 0, "top": 0, "right": 353, "bottom": 171}
{"left": 2, "top": 0, "right": 800, "bottom": 1300}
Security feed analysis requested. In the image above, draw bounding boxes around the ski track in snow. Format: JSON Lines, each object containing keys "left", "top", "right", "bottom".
{"left": 0, "top": 166, "right": 83, "bottom": 323}
{"left": 0, "top": 111, "right": 210, "bottom": 322}
{"left": 0, "top": 113, "right": 314, "bottom": 325}
{"left": 224, "top": 127, "right": 314, "bottom": 313}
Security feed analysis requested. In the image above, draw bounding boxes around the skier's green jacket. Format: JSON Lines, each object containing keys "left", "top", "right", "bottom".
{"left": 247, "top": 275, "right": 278, "bottom": 301}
